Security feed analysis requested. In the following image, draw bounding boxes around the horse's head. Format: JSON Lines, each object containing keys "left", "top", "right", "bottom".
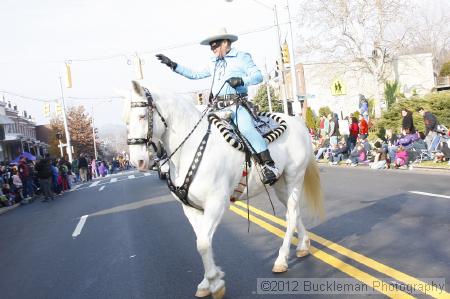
{"left": 124, "top": 81, "right": 168, "bottom": 171}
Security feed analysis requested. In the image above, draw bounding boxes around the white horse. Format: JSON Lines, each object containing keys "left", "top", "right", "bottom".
{"left": 122, "top": 88, "right": 154, "bottom": 171}
{"left": 123, "top": 81, "right": 324, "bottom": 299}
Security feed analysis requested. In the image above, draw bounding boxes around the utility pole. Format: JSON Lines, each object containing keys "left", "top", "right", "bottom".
{"left": 286, "top": 0, "right": 300, "bottom": 116}
{"left": 58, "top": 77, "right": 73, "bottom": 162}
{"left": 274, "top": 5, "right": 290, "bottom": 115}
{"left": 91, "top": 105, "right": 98, "bottom": 160}
{"left": 264, "top": 62, "right": 273, "bottom": 113}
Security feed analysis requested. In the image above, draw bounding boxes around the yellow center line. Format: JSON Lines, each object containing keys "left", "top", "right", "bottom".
{"left": 229, "top": 205, "right": 414, "bottom": 298}
{"left": 233, "top": 201, "right": 449, "bottom": 299}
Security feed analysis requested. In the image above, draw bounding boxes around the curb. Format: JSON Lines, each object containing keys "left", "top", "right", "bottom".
{"left": 317, "top": 161, "right": 450, "bottom": 173}
{"left": 0, "top": 203, "right": 20, "bottom": 215}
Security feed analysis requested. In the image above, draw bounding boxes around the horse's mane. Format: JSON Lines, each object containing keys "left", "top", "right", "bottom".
{"left": 147, "top": 88, "right": 203, "bottom": 130}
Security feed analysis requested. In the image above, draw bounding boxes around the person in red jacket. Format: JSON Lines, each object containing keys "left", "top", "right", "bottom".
{"left": 359, "top": 115, "right": 368, "bottom": 139}
{"left": 348, "top": 116, "right": 359, "bottom": 152}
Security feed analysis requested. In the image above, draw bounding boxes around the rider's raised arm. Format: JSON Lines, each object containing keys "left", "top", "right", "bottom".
{"left": 174, "top": 64, "right": 211, "bottom": 80}
{"left": 240, "top": 52, "right": 263, "bottom": 87}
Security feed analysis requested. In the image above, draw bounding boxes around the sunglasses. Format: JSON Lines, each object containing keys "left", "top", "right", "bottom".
{"left": 209, "top": 39, "right": 224, "bottom": 50}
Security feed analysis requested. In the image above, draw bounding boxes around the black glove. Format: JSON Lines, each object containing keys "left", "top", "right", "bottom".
{"left": 156, "top": 54, "right": 177, "bottom": 71}
{"left": 227, "top": 77, "right": 244, "bottom": 88}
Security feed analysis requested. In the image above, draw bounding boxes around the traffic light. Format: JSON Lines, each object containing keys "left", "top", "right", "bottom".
{"left": 65, "top": 62, "right": 72, "bottom": 88}
{"left": 43, "top": 103, "right": 50, "bottom": 117}
{"left": 275, "top": 60, "right": 280, "bottom": 78}
{"left": 56, "top": 103, "right": 62, "bottom": 115}
{"left": 281, "top": 42, "right": 290, "bottom": 64}
{"left": 197, "top": 93, "right": 203, "bottom": 105}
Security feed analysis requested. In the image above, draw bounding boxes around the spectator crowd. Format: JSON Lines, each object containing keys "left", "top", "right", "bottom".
{"left": 312, "top": 107, "right": 450, "bottom": 170}
{"left": 0, "top": 153, "right": 130, "bottom": 209}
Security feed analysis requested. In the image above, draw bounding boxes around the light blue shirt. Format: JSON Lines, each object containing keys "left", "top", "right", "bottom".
{"left": 174, "top": 48, "right": 263, "bottom": 96}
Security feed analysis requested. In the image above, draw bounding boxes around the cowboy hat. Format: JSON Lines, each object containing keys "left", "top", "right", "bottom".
{"left": 200, "top": 27, "right": 238, "bottom": 45}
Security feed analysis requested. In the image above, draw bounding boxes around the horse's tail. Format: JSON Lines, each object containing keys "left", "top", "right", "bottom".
{"left": 303, "top": 157, "right": 325, "bottom": 220}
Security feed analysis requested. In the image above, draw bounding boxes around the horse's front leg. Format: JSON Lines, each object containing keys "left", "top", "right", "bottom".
{"left": 183, "top": 201, "right": 227, "bottom": 299}
{"left": 182, "top": 206, "right": 211, "bottom": 297}
{"left": 272, "top": 188, "right": 299, "bottom": 273}
{"left": 198, "top": 198, "right": 227, "bottom": 299}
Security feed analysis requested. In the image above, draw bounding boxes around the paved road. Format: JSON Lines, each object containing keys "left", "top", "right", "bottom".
{"left": 0, "top": 167, "right": 448, "bottom": 298}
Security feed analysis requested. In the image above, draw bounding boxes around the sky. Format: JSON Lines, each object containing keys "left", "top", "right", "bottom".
{"left": 0, "top": 0, "right": 298, "bottom": 129}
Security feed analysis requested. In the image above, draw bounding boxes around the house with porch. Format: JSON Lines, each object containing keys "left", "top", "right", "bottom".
{"left": 0, "top": 101, "right": 48, "bottom": 163}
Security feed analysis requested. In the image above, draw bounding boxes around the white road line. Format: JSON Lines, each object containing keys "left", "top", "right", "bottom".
{"left": 128, "top": 175, "right": 135, "bottom": 179}
{"left": 409, "top": 191, "right": 450, "bottom": 199}
{"left": 99, "top": 186, "right": 105, "bottom": 191}
{"left": 110, "top": 178, "right": 117, "bottom": 183}
{"left": 89, "top": 181, "right": 100, "bottom": 188}
{"left": 144, "top": 173, "right": 151, "bottom": 176}
{"left": 72, "top": 215, "right": 88, "bottom": 238}
{"left": 71, "top": 185, "right": 81, "bottom": 191}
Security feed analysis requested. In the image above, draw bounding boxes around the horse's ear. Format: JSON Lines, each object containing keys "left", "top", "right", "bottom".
{"left": 132, "top": 81, "right": 144, "bottom": 96}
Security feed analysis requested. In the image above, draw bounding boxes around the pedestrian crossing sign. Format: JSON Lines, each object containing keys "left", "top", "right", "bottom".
{"left": 331, "top": 79, "right": 346, "bottom": 96}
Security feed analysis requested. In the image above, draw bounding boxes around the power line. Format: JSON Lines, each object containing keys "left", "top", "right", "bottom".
{"left": 0, "top": 90, "right": 53, "bottom": 102}
{"left": 66, "top": 96, "right": 122, "bottom": 101}
{"left": 0, "top": 90, "right": 122, "bottom": 103}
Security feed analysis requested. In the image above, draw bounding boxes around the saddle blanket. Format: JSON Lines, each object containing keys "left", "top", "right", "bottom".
{"left": 208, "top": 112, "right": 287, "bottom": 151}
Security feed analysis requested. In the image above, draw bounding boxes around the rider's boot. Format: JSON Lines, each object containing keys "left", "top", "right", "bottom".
{"left": 256, "top": 150, "right": 280, "bottom": 185}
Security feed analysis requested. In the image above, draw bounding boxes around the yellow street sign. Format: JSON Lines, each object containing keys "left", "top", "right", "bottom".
{"left": 331, "top": 79, "right": 346, "bottom": 96}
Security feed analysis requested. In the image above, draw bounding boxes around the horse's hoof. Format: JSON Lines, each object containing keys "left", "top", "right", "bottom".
{"left": 212, "top": 286, "right": 226, "bottom": 299}
{"left": 296, "top": 249, "right": 310, "bottom": 258}
{"left": 195, "top": 288, "right": 211, "bottom": 297}
{"left": 272, "top": 264, "right": 288, "bottom": 273}
{"left": 297, "top": 239, "right": 311, "bottom": 258}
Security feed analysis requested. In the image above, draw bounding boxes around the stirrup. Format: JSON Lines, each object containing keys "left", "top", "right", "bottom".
{"left": 261, "top": 164, "right": 279, "bottom": 185}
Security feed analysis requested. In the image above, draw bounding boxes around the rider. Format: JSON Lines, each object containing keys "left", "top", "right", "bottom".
{"left": 156, "top": 28, "right": 279, "bottom": 185}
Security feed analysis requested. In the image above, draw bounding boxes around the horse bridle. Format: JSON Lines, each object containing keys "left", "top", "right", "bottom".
{"left": 127, "top": 88, "right": 168, "bottom": 148}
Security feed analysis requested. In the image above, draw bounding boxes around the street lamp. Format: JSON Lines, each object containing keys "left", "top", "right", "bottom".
{"left": 225, "top": 0, "right": 299, "bottom": 115}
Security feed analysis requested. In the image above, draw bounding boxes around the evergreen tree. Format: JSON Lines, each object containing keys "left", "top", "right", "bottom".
{"left": 376, "top": 93, "right": 450, "bottom": 134}
{"left": 305, "top": 107, "right": 317, "bottom": 130}
{"left": 318, "top": 106, "right": 332, "bottom": 117}
{"left": 253, "top": 84, "right": 283, "bottom": 113}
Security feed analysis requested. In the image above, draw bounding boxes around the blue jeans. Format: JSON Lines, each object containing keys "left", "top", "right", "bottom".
{"left": 315, "top": 147, "right": 328, "bottom": 160}
{"left": 330, "top": 153, "right": 344, "bottom": 163}
{"left": 350, "top": 156, "right": 362, "bottom": 164}
{"left": 388, "top": 146, "right": 397, "bottom": 162}
{"left": 231, "top": 105, "right": 267, "bottom": 153}
{"left": 22, "top": 177, "right": 33, "bottom": 198}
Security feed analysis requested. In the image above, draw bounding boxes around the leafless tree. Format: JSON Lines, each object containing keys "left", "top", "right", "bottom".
{"left": 403, "top": 1, "right": 450, "bottom": 73}
{"left": 297, "top": 0, "right": 415, "bottom": 117}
